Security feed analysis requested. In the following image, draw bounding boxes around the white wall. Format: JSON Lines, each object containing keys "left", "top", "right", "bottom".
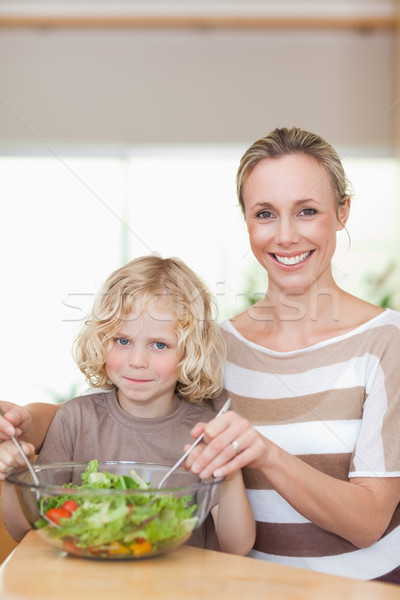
{"left": 0, "top": 26, "right": 395, "bottom": 152}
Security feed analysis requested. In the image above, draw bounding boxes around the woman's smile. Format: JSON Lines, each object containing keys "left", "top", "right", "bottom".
{"left": 272, "top": 250, "right": 314, "bottom": 267}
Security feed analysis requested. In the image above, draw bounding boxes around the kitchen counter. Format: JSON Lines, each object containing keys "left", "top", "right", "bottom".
{"left": 1, "top": 530, "right": 400, "bottom": 599}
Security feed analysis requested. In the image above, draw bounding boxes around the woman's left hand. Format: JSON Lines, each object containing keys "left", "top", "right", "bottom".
{"left": 184, "top": 410, "right": 269, "bottom": 479}
{"left": 0, "top": 439, "right": 35, "bottom": 480}
{"left": 0, "top": 402, "right": 32, "bottom": 441}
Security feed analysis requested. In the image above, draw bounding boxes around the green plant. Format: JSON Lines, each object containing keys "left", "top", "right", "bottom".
{"left": 363, "top": 261, "right": 400, "bottom": 310}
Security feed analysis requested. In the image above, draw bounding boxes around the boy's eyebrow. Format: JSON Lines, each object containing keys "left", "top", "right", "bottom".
{"left": 113, "top": 331, "right": 131, "bottom": 338}
{"left": 112, "top": 331, "right": 177, "bottom": 342}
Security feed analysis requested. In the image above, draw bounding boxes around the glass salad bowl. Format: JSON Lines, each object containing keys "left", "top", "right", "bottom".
{"left": 6, "top": 460, "right": 223, "bottom": 560}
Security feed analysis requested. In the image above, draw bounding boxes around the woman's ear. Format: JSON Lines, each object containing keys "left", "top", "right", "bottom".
{"left": 337, "top": 196, "right": 351, "bottom": 230}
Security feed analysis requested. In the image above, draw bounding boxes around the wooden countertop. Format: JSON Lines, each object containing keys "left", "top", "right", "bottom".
{"left": 1, "top": 531, "right": 400, "bottom": 600}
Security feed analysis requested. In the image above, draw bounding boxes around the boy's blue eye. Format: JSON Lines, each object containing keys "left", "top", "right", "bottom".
{"left": 116, "top": 338, "right": 130, "bottom": 346}
{"left": 155, "top": 342, "right": 167, "bottom": 350}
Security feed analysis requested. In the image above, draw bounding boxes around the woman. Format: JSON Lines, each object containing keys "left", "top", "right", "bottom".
{"left": 2, "top": 127, "right": 400, "bottom": 581}
{"left": 186, "top": 127, "right": 400, "bottom": 582}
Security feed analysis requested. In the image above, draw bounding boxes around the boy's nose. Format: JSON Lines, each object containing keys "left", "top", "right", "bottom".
{"left": 128, "top": 349, "right": 148, "bottom": 368}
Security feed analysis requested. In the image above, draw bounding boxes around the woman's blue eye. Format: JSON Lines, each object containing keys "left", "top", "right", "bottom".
{"left": 300, "top": 208, "right": 317, "bottom": 216}
{"left": 116, "top": 338, "right": 130, "bottom": 346}
{"left": 154, "top": 342, "right": 167, "bottom": 350}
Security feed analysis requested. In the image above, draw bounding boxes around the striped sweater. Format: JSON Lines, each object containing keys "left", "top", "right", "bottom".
{"left": 219, "top": 309, "right": 400, "bottom": 582}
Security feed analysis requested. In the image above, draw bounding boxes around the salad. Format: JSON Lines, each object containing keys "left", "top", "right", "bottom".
{"left": 35, "top": 460, "right": 198, "bottom": 559}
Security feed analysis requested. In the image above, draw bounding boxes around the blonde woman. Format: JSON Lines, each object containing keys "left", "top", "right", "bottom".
{"left": 1, "top": 255, "right": 254, "bottom": 555}
{"left": 186, "top": 127, "right": 400, "bottom": 582}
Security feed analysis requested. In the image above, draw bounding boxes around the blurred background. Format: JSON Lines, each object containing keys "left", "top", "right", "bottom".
{"left": 0, "top": 0, "right": 399, "bottom": 405}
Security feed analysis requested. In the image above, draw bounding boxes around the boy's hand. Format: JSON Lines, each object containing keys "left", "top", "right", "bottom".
{"left": 0, "top": 439, "right": 35, "bottom": 480}
{"left": 0, "top": 402, "right": 32, "bottom": 440}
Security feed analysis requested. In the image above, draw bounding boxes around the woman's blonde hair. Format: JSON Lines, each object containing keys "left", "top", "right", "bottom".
{"left": 237, "top": 126, "right": 352, "bottom": 218}
{"left": 74, "top": 255, "right": 225, "bottom": 405}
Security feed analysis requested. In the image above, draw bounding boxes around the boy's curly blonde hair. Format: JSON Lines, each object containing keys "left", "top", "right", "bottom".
{"left": 74, "top": 255, "right": 225, "bottom": 405}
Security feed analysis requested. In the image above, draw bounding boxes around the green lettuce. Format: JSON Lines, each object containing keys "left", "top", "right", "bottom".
{"left": 36, "top": 460, "right": 197, "bottom": 557}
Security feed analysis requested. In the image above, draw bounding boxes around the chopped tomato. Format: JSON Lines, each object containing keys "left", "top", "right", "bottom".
{"left": 45, "top": 507, "right": 71, "bottom": 524}
{"left": 62, "top": 500, "right": 79, "bottom": 514}
{"left": 63, "top": 538, "right": 80, "bottom": 554}
{"left": 88, "top": 545, "right": 105, "bottom": 556}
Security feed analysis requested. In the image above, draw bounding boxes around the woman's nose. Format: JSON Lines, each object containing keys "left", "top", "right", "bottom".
{"left": 274, "top": 215, "right": 300, "bottom": 246}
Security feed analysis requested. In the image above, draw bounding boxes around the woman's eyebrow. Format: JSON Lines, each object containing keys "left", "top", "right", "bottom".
{"left": 252, "top": 201, "right": 275, "bottom": 210}
{"left": 253, "top": 198, "right": 317, "bottom": 209}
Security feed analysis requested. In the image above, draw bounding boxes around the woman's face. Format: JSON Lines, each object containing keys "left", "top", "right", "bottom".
{"left": 242, "top": 153, "right": 349, "bottom": 295}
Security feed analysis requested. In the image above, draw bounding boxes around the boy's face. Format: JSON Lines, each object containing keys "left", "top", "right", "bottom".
{"left": 105, "top": 298, "right": 180, "bottom": 418}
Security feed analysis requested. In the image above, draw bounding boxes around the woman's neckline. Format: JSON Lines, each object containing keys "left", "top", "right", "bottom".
{"left": 224, "top": 309, "right": 389, "bottom": 356}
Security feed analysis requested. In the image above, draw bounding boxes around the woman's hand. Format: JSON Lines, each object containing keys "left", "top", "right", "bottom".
{"left": 0, "top": 402, "right": 35, "bottom": 480}
{"left": 0, "top": 402, "right": 32, "bottom": 440}
{"left": 185, "top": 411, "right": 400, "bottom": 548}
{"left": 0, "top": 439, "right": 35, "bottom": 480}
{"left": 184, "top": 411, "right": 270, "bottom": 479}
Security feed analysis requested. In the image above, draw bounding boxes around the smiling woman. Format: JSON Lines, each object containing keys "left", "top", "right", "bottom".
{"left": 229, "top": 128, "right": 379, "bottom": 350}
{"left": 182, "top": 127, "right": 400, "bottom": 583}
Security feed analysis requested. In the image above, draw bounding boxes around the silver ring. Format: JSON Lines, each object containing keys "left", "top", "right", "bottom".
{"left": 231, "top": 439, "right": 241, "bottom": 454}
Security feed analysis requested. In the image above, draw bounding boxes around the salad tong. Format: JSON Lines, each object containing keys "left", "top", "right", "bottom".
{"left": 157, "top": 397, "right": 231, "bottom": 489}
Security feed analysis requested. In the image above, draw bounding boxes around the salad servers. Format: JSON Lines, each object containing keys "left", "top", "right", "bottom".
{"left": 157, "top": 397, "right": 232, "bottom": 489}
